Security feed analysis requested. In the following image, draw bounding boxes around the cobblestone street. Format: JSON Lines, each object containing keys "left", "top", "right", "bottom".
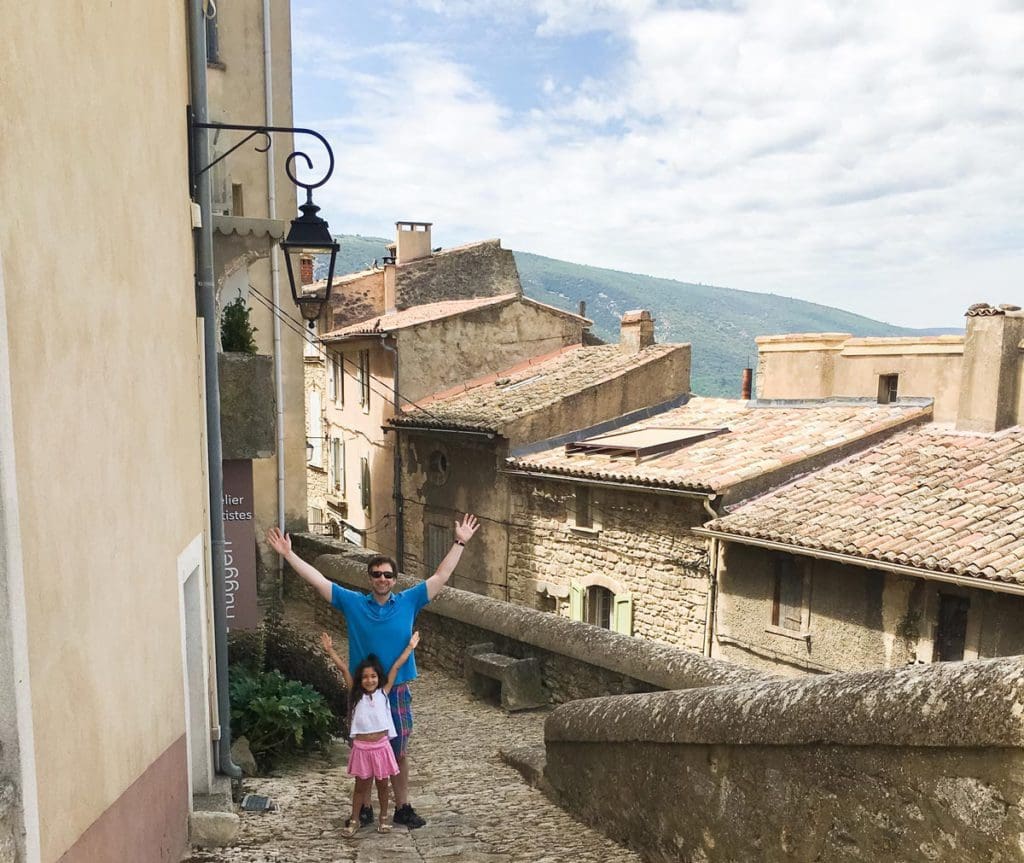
{"left": 188, "top": 657, "right": 641, "bottom": 863}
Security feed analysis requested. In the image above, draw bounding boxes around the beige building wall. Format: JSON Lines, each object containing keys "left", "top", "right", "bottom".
{"left": 506, "top": 480, "right": 711, "bottom": 649}
{"left": 397, "top": 302, "right": 585, "bottom": 403}
{"left": 756, "top": 333, "right": 965, "bottom": 421}
{"left": 207, "top": 0, "right": 308, "bottom": 597}
{"left": 713, "top": 542, "right": 1024, "bottom": 676}
{"left": 1, "top": 3, "right": 207, "bottom": 860}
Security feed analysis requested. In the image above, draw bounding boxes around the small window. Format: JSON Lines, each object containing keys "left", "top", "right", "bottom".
{"left": 771, "top": 556, "right": 804, "bottom": 631}
{"left": 360, "top": 457, "right": 371, "bottom": 513}
{"left": 425, "top": 523, "right": 454, "bottom": 574}
{"left": 357, "top": 350, "right": 371, "bottom": 409}
{"left": 933, "top": 594, "right": 969, "bottom": 662}
{"left": 575, "top": 487, "right": 593, "bottom": 528}
{"left": 331, "top": 438, "right": 344, "bottom": 493}
{"left": 569, "top": 580, "right": 632, "bottom": 634}
{"left": 878, "top": 374, "right": 899, "bottom": 405}
{"left": 333, "top": 356, "right": 344, "bottom": 405}
{"left": 428, "top": 450, "right": 450, "bottom": 486}
{"left": 231, "top": 182, "right": 244, "bottom": 217}
{"left": 584, "top": 585, "right": 613, "bottom": 629}
{"left": 307, "top": 391, "right": 322, "bottom": 465}
{"left": 205, "top": 2, "right": 222, "bottom": 66}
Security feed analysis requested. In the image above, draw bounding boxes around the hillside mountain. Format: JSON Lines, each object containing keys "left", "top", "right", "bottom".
{"left": 326, "top": 234, "right": 959, "bottom": 397}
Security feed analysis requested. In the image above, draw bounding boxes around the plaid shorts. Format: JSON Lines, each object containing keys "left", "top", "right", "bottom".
{"left": 388, "top": 683, "right": 413, "bottom": 759}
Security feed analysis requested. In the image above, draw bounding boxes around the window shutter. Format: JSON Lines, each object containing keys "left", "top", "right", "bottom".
{"left": 612, "top": 592, "right": 633, "bottom": 635}
{"left": 569, "top": 582, "right": 584, "bottom": 621}
{"left": 360, "top": 457, "right": 371, "bottom": 512}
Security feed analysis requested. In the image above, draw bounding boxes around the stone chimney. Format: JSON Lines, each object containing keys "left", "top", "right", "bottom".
{"left": 956, "top": 303, "right": 1024, "bottom": 432}
{"left": 741, "top": 367, "right": 753, "bottom": 400}
{"left": 299, "top": 253, "right": 315, "bottom": 286}
{"left": 620, "top": 310, "right": 655, "bottom": 353}
{"left": 395, "top": 221, "right": 432, "bottom": 265}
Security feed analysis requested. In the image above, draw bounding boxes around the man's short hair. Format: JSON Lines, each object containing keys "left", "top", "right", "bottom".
{"left": 367, "top": 555, "right": 398, "bottom": 577}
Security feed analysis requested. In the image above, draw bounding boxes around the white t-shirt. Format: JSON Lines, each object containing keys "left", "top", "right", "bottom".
{"left": 349, "top": 689, "right": 397, "bottom": 738}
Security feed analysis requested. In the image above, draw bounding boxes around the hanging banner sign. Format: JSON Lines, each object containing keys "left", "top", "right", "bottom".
{"left": 222, "top": 459, "right": 258, "bottom": 630}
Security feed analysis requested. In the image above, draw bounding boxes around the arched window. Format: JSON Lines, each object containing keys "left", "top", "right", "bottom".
{"left": 584, "top": 585, "right": 614, "bottom": 630}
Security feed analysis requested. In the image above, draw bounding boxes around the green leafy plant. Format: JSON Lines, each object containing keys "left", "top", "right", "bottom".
{"left": 229, "top": 667, "right": 334, "bottom": 764}
{"left": 220, "top": 296, "right": 258, "bottom": 353}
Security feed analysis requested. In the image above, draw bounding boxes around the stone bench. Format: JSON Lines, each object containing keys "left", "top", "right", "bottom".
{"left": 465, "top": 642, "right": 548, "bottom": 712}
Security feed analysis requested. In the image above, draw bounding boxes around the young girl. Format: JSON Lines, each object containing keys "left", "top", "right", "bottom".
{"left": 320, "top": 630, "right": 420, "bottom": 837}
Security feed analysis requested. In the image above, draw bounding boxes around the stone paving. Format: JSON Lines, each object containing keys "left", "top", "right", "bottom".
{"left": 188, "top": 643, "right": 641, "bottom": 863}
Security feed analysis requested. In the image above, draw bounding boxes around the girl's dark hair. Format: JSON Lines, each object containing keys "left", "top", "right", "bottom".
{"left": 348, "top": 653, "right": 387, "bottom": 716}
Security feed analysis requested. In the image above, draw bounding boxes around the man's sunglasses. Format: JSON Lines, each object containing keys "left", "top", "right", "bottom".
{"left": 370, "top": 570, "right": 396, "bottom": 579}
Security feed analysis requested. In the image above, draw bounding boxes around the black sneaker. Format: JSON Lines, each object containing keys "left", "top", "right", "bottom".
{"left": 359, "top": 804, "right": 374, "bottom": 826}
{"left": 393, "top": 803, "right": 426, "bottom": 829}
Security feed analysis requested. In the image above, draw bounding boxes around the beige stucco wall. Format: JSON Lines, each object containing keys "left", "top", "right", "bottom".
{"left": 713, "top": 542, "right": 1024, "bottom": 676}
{"left": 507, "top": 480, "right": 711, "bottom": 650}
{"left": 321, "top": 342, "right": 398, "bottom": 555}
{"left": 0, "top": 3, "right": 207, "bottom": 860}
{"left": 396, "top": 302, "right": 585, "bottom": 403}
{"left": 756, "top": 334, "right": 965, "bottom": 421}
{"left": 207, "top": 0, "right": 307, "bottom": 595}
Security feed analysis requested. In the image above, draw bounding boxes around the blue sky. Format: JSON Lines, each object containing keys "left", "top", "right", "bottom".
{"left": 291, "top": 0, "right": 1024, "bottom": 328}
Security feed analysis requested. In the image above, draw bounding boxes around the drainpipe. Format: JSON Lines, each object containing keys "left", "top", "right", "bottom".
{"left": 381, "top": 336, "right": 404, "bottom": 570}
{"left": 702, "top": 495, "right": 719, "bottom": 657}
{"left": 263, "top": 0, "right": 288, "bottom": 579}
{"left": 188, "top": 0, "right": 242, "bottom": 779}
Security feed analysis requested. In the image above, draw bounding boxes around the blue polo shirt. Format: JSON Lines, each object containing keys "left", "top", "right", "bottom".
{"left": 331, "top": 581, "right": 429, "bottom": 685}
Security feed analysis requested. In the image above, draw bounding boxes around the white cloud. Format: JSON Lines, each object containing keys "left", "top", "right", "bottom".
{"left": 297, "top": 0, "right": 1024, "bottom": 327}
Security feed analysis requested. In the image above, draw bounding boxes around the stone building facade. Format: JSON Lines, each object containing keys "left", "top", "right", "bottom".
{"left": 393, "top": 321, "right": 692, "bottom": 598}
{"left": 703, "top": 306, "right": 1024, "bottom": 676}
{"left": 507, "top": 481, "right": 710, "bottom": 649}
{"left": 504, "top": 397, "right": 930, "bottom": 650}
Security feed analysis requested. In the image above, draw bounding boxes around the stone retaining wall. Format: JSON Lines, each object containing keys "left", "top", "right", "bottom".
{"left": 289, "top": 535, "right": 765, "bottom": 703}
{"left": 545, "top": 656, "right": 1024, "bottom": 862}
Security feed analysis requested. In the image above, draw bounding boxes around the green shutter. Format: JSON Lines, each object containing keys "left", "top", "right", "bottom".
{"left": 569, "top": 582, "right": 584, "bottom": 621}
{"left": 612, "top": 592, "right": 633, "bottom": 635}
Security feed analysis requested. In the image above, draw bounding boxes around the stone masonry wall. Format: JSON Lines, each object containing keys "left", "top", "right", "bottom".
{"left": 288, "top": 534, "right": 764, "bottom": 704}
{"left": 507, "top": 479, "right": 711, "bottom": 650}
{"left": 395, "top": 240, "right": 522, "bottom": 309}
{"left": 545, "top": 656, "right": 1024, "bottom": 862}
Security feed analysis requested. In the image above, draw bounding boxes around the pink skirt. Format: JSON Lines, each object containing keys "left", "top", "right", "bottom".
{"left": 347, "top": 736, "right": 400, "bottom": 780}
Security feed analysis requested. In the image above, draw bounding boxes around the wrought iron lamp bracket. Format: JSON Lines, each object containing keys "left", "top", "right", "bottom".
{"left": 189, "top": 115, "right": 334, "bottom": 201}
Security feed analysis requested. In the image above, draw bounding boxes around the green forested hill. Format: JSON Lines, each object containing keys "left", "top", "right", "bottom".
{"left": 328, "top": 234, "right": 958, "bottom": 396}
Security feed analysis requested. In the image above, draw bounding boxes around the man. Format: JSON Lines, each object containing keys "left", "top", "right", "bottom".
{"left": 266, "top": 513, "right": 479, "bottom": 828}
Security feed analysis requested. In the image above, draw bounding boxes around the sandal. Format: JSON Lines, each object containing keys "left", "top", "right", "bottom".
{"left": 342, "top": 819, "right": 359, "bottom": 838}
{"left": 376, "top": 818, "right": 392, "bottom": 834}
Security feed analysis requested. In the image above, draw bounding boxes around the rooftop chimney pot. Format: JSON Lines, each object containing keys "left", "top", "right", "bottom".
{"left": 395, "top": 221, "right": 433, "bottom": 265}
{"left": 620, "top": 309, "right": 655, "bottom": 353}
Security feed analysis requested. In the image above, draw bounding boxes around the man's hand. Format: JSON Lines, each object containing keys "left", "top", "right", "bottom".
{"left": 266, "top": 526, "right": 291, "bottom": 556}
{"left": 454, "top": 514, "right": 480, "bottom": 544}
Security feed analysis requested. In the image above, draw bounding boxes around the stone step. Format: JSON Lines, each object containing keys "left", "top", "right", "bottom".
{"left": 189, "top": 810, "right": 239, "bottom": 849}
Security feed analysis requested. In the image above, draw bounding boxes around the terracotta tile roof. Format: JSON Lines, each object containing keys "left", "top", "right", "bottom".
{"left": 390, "top": 344, "right": 683, "bottom": 433}
{"left": 704, "top": 424, "right": 1024, "bottom": 588}
{"left": 507, "top": 398, "right": 931, "bottom": 494}
{"left": 320, "top": 294, "right": 518, "bottom": 341}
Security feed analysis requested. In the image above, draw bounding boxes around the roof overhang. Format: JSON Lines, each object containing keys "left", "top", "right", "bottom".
{"left": 693, "top": 527, "right": 1024, "bottom": 597}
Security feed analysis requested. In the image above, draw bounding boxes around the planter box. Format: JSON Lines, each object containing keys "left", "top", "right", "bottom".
{"left": 218, "top": 352, "right": 275, "bottom": 459}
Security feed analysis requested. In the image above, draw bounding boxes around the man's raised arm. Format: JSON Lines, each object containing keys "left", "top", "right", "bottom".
{"left": 425, "top": 514, "right": 480, "bottom": 600}
{"left": 265, "top": 527, "right": 333, "bottom": 603}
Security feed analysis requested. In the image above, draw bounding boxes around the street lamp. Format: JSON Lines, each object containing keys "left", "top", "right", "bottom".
{"left": 189, "top": 116, "right": 339, "bottom": 326}
{"left": 281, "top": 190, "right": 339, "bottom": 327}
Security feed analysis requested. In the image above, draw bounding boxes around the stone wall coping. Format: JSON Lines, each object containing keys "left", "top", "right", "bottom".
{"left": 292, "top": 534, "right": 767, "bottom": 691}
{"left": 545, "top": 655, "right": 1024, "bottom": 748}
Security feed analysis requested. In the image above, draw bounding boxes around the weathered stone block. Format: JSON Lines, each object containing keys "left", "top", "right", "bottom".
{"left": 218, "top": 352, "right": 275, "bottom": 459}
{"left": 190, "top": 810, "right": 240, "bottom": 848}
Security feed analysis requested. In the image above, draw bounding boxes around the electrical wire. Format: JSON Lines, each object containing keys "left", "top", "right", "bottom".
{"left": 246, "top": 285, "right": 448, "bottom": 422}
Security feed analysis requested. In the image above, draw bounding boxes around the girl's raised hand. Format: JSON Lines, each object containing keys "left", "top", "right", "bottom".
{"left": 319, "top": 632, "right": 333, "bottom": 652}
{"left": 409, "top": 631, "right": 420, "bottom": 650}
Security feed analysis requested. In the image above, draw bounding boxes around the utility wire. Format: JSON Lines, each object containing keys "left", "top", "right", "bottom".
{"left": 246, "top": 285, "right": 448, "bottom": 422}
